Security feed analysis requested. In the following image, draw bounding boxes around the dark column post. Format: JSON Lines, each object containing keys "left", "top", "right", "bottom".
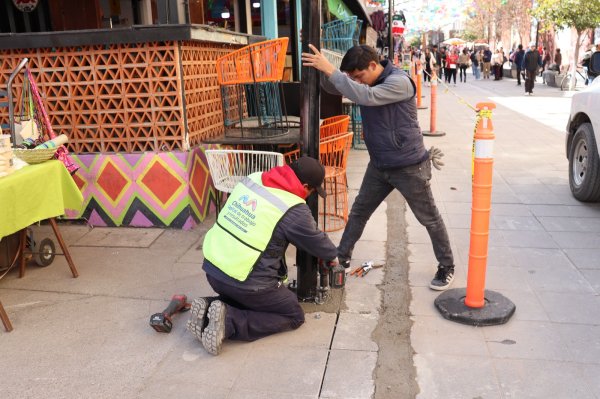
{"left": 296, "top": 0, "right": 321, "bottom": 301}
{"left": 388, "top": 0, "right": 394, "bottom": 62}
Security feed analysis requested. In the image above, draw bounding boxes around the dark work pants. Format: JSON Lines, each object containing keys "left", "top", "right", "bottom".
{"left": 525, "top": 69, "right": 536, "bottom": 93}
{"left": 338, "top": 160, "right": 454, "bottom": 268}
{"left": 206, "top": 274, "right": 305, "bottom": 342}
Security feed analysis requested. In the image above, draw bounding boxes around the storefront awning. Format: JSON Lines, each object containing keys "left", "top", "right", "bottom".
{"left": 343, "top": 0, "right": 372, "bottom": 26}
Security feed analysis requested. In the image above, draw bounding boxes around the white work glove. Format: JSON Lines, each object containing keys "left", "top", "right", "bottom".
{"left": 428, "top": 146, "right": 445, "bottom": 170}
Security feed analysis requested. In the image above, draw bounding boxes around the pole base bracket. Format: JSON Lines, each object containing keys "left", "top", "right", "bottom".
{"left": 434, "top": 288, "right": 516, "bottom": 326}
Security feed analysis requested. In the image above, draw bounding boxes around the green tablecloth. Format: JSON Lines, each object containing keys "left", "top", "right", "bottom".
{"left": 0, "top": 160, "right": 83, "bottom": 239}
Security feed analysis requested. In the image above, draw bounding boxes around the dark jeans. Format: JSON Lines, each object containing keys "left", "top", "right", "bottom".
{"left": 424, "top": 68, "right": 432, "bottom": 82}
{"left": 338, "top": 160, "right": 454, "bottom": 268}
{"left": 525, "top": 69, "right": 536, "bottom": 93}
{"left": 206, "top": 274, "right": 305, "bottom": 342}
{"left": 459, "top": 65, "right": 467, "bottom": 81}
{"left": 516, "top": 67, "right": 523, "bottom": 84}
{"left": 445, "top": 68, "right": 457, "bottom": 83}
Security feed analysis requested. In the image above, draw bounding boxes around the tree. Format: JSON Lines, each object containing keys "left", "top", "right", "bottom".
{"left": 532, "top": 0, "right": 600, "bottom": 90}
{"left": 505, "top": 0, "right": 534, "bottom": 46}
{"left": 466, "top": 0, "right": 533, "bottom": 48}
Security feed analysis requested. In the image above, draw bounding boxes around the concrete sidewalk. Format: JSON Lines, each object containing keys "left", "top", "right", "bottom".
{"left": 0, "top": 154, "right": 385, "bottom": 398}
{"left": 1, "top": 73, "right": 599, "bottom": 398}
{"left": 412, "top": 75, "right": 600, "bottom": 398}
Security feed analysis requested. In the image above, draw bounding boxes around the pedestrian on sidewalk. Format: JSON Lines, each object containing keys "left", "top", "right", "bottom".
{"left": 482, "top": 47, "right": 492, "bottom": 79}
{"left": 499, "top": 47, "right": 507, "bottom": 80}
{"left": 458, "top": 48, "right": 470, "bottom": 82}
{"left": 492, "top": 49, "right": 503, "bottom": 80}
{"left": 421, "top": 47, "right": 434, "bottom": 85}
{"left": 554, "top": 48, "right": 562, "bottom": 73}
{"left": 302, "top": 44, "right": 456, "bottom": 291}
{"left": 432, "top": 44, "right": 443, "bottom": 80}
{"left": 541, "top": 47, "right": 551, "bottom": 78}
{"left": 445, "top": 48, "right": 459, "bottom": 85}
{"left": 188, "top": 156, "right": 339, "bottom": 355}
{"left": 470, "top": 49, "right": 481, "bottom": 80}
{"left": 514, "top": 44, "right": 525, "bottom": 85}
{"left": 522, "top": 41, "right": 542, "bottom": 95}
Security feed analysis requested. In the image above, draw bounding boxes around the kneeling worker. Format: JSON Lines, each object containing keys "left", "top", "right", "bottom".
{"left": 188, "top": 156, "right": 339, "bottom": 355}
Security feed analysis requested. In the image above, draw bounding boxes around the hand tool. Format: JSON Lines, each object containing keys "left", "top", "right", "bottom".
{"left": 349, "top": 261, "right": 384, "bottom": 277}
{"left": 149, "top": 294, "right": 191, "bottom": 333}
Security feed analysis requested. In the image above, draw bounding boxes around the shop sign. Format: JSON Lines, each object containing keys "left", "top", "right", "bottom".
{"left": 12, "top": 0, "right": 39, "bottom": 13}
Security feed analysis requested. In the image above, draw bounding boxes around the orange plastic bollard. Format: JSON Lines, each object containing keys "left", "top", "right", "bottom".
{"left": 430, "top": 72, "right": 436, "bottom": 130}
{"left": 422, "top": 71, "right": 445, "bottom": 137}
{"left": 415, "top": 61, "right": 427, "bottom": 110}
{"left": 465, "top": 102, "right": 496, "bottom": 308}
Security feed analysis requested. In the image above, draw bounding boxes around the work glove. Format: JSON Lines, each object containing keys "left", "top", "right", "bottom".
{"left": 428, "top": 146, "right": 445, "bottom": 170}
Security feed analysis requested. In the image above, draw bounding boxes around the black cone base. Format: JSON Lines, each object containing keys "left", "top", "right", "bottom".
{"left": 422, "top": 131, "right": 446, "bottom": 137}
{"left": 434, "top": 288, "right": 516, "bottom": 326}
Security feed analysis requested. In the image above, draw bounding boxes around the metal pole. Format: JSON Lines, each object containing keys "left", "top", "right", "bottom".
{"left": 388, "top": 0, "right": 394, "bottom": 62}
{"left": 296, "top": 0, "right": 321, "bottom": 301}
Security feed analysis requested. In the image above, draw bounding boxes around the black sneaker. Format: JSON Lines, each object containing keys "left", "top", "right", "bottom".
{"left": 429, "top": 265, "right": 455, "bottom": 291}
{"left": 338, "top": 257, "right": 351, "bottom": 269}
{"left": 201, "top": 300, "right": 228, "bottom": 356}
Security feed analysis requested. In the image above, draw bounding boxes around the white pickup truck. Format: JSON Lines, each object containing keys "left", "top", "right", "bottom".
{"left": 566, "top": 51, "right": 600, "bottom": 201}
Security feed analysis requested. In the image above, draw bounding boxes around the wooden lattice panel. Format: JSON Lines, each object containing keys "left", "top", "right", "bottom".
{"left": 180, "top": 41, "right": 242, "bottom": 148}
{"left": 1, "top": 41, "right": 242, "bottom": 153}
{"left": 0, "top": 42, "right": 185, "bottom": 153}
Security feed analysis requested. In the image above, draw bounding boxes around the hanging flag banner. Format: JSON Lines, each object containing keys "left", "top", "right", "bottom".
{"left": 392, "top": 14, "right": 405, "bottom": 36}
{"left": 12, "top": 0, "right": 39, "bottom": 12}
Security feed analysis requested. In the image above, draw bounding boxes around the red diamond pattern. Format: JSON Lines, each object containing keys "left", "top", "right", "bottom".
{"left": 97, "top": 161, "right": 128, "bottom": 202}
{"left": 141, "top": 161, "right": 183, "bottom": 206}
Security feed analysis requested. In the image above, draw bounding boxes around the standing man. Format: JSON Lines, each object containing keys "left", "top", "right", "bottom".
{"left": 302, "top": 44, "right": 456, "bottom": 291}
{"left": 482, "top": 46, "right": 492, "bottom": 79}
{"left": 514, "top": 44, "right": 525, "bottom": 86}
{"left": 188, "top": 156, "right": 339, "bottom": 355}
{"left": 522, "top": 41, "right": 542, "bottom": 95}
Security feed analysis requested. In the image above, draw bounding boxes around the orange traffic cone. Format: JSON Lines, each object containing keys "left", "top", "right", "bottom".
{"left": 433, "top": 102, "right": 515, "bottom": 326}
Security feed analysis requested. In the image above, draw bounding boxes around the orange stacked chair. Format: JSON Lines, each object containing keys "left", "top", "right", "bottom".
{"left": 281, "top": 115, "right": 350, "bottom": 161}
{"left": 318, "top": 132, "right": 353, "bottom": 232}
{"left": 320, "top": 115, "right": 350, "bottom": 139}
{"left": 216, "top": 38, "right": 294, "bottom": 138}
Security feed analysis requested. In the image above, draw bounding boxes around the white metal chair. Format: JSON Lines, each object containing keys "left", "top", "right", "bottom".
{"left": 205, "top": 149, "right": 284, "bottom": 214}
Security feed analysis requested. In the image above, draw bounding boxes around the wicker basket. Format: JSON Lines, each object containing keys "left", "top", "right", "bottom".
{"left": 13, "top": 147, "right": 58, "bottom": 164}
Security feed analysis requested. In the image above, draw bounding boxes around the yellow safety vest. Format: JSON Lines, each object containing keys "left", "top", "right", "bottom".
{"left": 203, "top": 173, "right": 304, "bottom": 281}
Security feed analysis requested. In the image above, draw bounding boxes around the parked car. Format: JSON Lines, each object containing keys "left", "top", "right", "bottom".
{"left": 566, "top": 51, "right": 600, "bottom": 201}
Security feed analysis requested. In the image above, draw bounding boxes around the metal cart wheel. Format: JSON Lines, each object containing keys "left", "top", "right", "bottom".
{"left": 33, "top": 238, "right": 55, "bottom": 267}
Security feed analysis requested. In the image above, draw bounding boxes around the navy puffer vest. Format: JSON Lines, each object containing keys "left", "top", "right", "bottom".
{"left": 361, "top": 62, "right": 429, "bottom": 169}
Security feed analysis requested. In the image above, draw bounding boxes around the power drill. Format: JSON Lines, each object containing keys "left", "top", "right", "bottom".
{"left": 319, "top": 260, "right": 346, "bottom": 289}
{"left": 149, "top": 294, "right": 191, "bottom": 333}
